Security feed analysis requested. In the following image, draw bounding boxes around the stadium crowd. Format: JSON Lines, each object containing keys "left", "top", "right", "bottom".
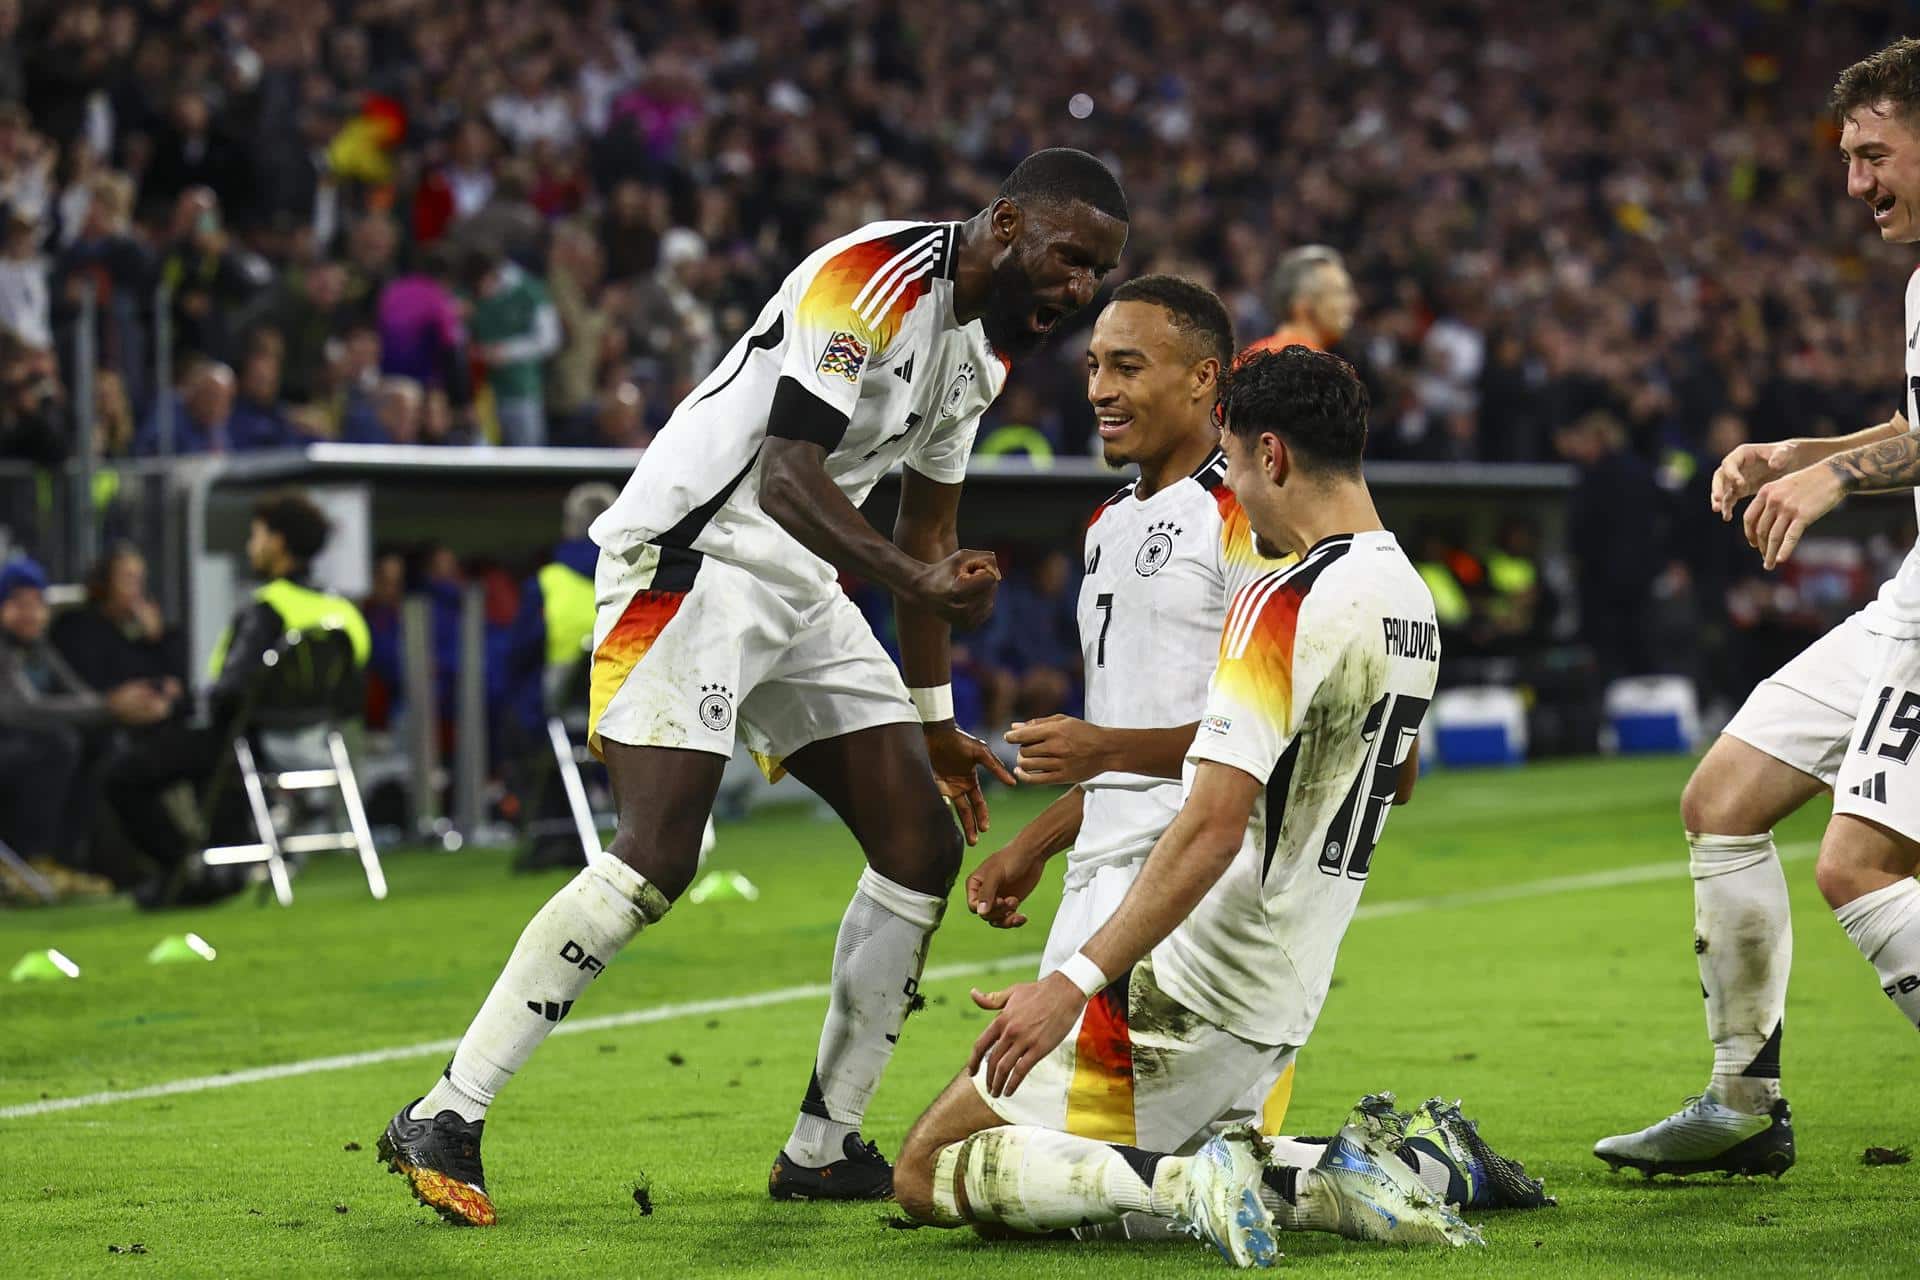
{"left": 4, "top": 0, "right": 1919, "bottom": 897}
{"left": 0, "top": 0, "right": 1900, "bottom": 468}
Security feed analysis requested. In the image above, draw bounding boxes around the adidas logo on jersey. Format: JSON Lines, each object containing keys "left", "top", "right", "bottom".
{"left": 1847, "top": 772, "right": 1889, "bottom": 803}
{"left": 893, "top": 354, "right": 914, "bottom": 382}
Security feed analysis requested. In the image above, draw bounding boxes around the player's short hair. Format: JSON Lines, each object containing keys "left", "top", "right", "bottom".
{"left": 1269, "top": 245, "right": 1345, "bottom": 317}
{"left": 1109, "top": 274, "right": 1234, "bottom": 369}
{"left": 252, "top": 491, "right": 332, "bottom": 568}
{"left": 1222, "top": 346, "right": 1368, "bottom": 477}
{"left": 998, "top": 148, "right": 1128, "bottom": 223}
{"left": 1832, "top": 37, "right": 1920, "bottom": 127}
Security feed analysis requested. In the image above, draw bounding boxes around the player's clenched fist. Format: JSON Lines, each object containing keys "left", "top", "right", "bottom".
{"left": 1711, "top": 440, "right": 1807, "bottom": 520}
{"left": 1006, "top": 714, "right": 1111, "bottom": 785}
{"left": 915, "top": 549, "right": 1001, "bottom": 628}
{"left": 1743, "top": 463, "right": 1846, "bottom": 570}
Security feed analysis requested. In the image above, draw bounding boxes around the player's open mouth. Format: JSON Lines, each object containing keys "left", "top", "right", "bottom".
{"left": 1096, "top": 413, "right": 1132, "bottom": 439}
{"left": 1874, "top": 194, "right": 1897, "bottom": 223}
{"left": 1031, "top": 305, "right": 1063, "bottom": 334}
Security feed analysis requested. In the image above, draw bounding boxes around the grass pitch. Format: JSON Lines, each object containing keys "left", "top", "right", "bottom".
{"left": 3, "top": 755, "right": 1918, "bottom": 1278}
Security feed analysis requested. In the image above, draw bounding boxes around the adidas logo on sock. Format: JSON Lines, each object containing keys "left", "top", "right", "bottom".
{"left": 526, "top": 999, "right": 575, "bottom": 1023}
{"left": 1847, "top": 772, "right": 1889, "bottom": 803}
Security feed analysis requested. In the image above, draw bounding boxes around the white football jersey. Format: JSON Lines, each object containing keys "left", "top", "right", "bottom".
{"left": 1869, "top": 267, "right": 1920, "bottom": 637}
{"left": 1161, "top": 531, "right": 1440, "bottom": 1047}
{"left": 593, "top": 221, "right": 1007, "bottom": 595}
{"left": 1069, "top": 451, "right": 1293, "bottom": 888}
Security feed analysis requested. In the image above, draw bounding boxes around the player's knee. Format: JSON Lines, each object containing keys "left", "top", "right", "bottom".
{"left": 604, "top": 816, "right": 704, "bottom": 903}
{"left": 892, "top": 1135, "right": 938, "bottom": 1223}
{"left": 1680, "top": 765, "right": 1757, "bottom": 837}
{"left": 1814, "top": 843, "right": 1892, "bottom": 910}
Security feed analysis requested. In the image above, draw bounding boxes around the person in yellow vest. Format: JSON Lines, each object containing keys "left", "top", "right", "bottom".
{"left": 106, "top": 490, "right": 369, "bottom": 906}
{"left": 506, "top": 482, "right": 715, "bottom": 870}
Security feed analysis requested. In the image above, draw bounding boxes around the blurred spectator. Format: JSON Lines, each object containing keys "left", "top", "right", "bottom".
{"left": 547, "top": 221, "right": 610, "bottom": 434}
{"left": 591, "top": 380, "right": 649, "bottom": 449}
{"left": 328, "top": 320, "right": 384, "bottom": 440}
{"left": 346, "top": 375, "right": 425, "bottom": 446}
{"left": 463, "top": 247, "right": 559, "bottom": 446}
{"left": 135, "top": 359, "right": 233, "bottom": 455}
{"left": 0, "top": 329, "right": 63, "bottom": 464}
{"left": 627, "top": 227, "right": 718, "bottom": 403}
{"left": 142, "top": 91, "right": 249, "bottom": 224}
{"left": 0, "top": 205, "right": 48, "bottom": 349}
{"left": 259, "top": 260, "right": 354, "bottom": 407}
{"left": 412, "top": 117, "right": 498, "bottom": 246}
{"left": 342, "top": 213, "right": 401, "bottom": 322}
{"left": 0, "top": 554, "right": 172, "bottom": 886}
{"left": 228, "top": 343, "right": 307, "bottom": 450}
{"left": 1560, "top": 410, "right": 1661, "bottom": 679}
{"left": 51, "top": 541, "right": 183, "bottom": 694}
{"left": 361, "top": 547, "right": 406, "bottom": 729}
{"left": 377, "top": 245, "right": 467, "bottom": 395}
{"left": 156, "top": 188, "right": 268, "bottom": 366}
{"left": 53, "top": 170, "right": 150, "bottom": 409}
{"left": 599, "top": 178, "right": 663, "bottom": 283}
{"left": 1246, "top": 245, "right": 1357, "bottom": 355}
{"left": 974, "top": 549, "right": 1080, "bottom": 732}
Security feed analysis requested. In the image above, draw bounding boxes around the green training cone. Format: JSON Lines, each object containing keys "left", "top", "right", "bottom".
{"left": 9, "top": 948, "right": 80, "bottom": 982}
{"left": 146, "top": 933, "right": 217, "bottom": 965}
{"left": 687, "top": 870, "right": 760, "bottom": 905}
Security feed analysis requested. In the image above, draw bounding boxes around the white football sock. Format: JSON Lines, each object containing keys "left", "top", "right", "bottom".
{"left": 1689, "top": 831, "right": 1790, "bottom": 1114}
{"left": 1835, "top": 877, "right": 1920, "bottom": 1030}
{"left": 414, "top": 856, "right": 668, "bottom": 1124}
{"left": 785, "top": 867, "right": 944, "bottom": 1165}
{"left": 930, "top": 1127, "right": 1185, "bottom": 1231}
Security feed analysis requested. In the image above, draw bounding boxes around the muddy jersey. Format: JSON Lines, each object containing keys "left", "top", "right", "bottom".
{"left": 1163, "top": 531, "right": 1440, "bottom": 1046}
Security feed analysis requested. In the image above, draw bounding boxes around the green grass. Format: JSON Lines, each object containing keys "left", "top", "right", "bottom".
{"left": 3, "top": 755, "right": 1918, "bottom": 1277}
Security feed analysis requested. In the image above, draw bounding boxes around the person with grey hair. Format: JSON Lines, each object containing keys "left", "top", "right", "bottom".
{"left": 1246, "top": 245, "right": 1359, "bottom": 356}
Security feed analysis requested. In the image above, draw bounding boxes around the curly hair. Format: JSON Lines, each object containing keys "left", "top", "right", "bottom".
{"left": 1221, "top": 345, "right": 1368, "bottom": 476}
{"left": 1831, "top": 37, "right": 1920, "bottom": 127}
{"left": 251, "top": 491, "right": 332, "bottom": 568}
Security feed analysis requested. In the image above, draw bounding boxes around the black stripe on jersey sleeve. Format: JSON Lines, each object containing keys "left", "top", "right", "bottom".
{"left": 686, "top": 314, "right": 785, "bottom": 412}
{"left": 767, "top": 375, "right": 852, "bottom": 453}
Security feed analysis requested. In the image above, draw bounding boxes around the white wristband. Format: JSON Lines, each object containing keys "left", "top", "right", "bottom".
{"left": 909, "top": 684, "right": 955, "bottom": 723}
{"left": 1056, "top": 951, "right": 1107, "bottom": 999}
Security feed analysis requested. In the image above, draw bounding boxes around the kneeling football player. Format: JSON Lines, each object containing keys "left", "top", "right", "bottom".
{"left": 893, "top": 348, "right": 1467, "bottom": 1266}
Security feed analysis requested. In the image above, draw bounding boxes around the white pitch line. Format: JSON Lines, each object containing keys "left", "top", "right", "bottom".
{"left": 0, "top": 842, "right": 1816, "bottom": 1122}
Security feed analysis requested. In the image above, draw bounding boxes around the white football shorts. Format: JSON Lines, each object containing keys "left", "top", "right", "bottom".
{"left": 1725, "top": 607, "right": 1920, "bottom": 841}
{"left": 586, "top": 540, "right": 913, "bottom": 778}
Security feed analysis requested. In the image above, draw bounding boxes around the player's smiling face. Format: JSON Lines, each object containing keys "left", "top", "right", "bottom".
{"left": 1842, "top": 102, "right": 1920, "bottom": 243}
{"left": 1086, "top": 300, "right": 1216, "bottom": 468}
{"left": 981, "top": 199, "right": 1126, "bottom": 358}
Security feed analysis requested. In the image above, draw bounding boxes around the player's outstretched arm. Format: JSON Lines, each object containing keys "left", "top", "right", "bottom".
{"left": 760, "top": 435, "right": 1000, "bottom": 629}
{"left": 1745, "top": 416, "right": 1920, "bottom": 569}
{"left": 1711, "top": 412, "right": 1908, "bottom": 520}
{"left": 965, "top": 786, "right": 1085, "bottom": 928}
{"left": 966, "top": 762, "right": 1257, "bottom": 1097}
{"left": 890, "top": 465, "right": 1018, "bottom": 845}
{"left": 1007, "top": 715, "right": 1198, "bottom": 783}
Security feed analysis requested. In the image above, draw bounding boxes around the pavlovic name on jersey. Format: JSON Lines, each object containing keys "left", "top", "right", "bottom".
{"left": 592, "top": 221, "right": 1008, "bottom": 593}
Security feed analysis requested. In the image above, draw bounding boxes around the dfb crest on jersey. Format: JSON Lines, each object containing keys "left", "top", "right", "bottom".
{"left": 940, "top": 362, "right": 976, "bottom": 420}
{"left": 697, "top": 683, "right": 734, "bottom": 732}
{"left": 1135, "top": 520, "right": 1182, "bottom": 577}
{"left": 817, "top": 331, "right": 868, "bottom": 383}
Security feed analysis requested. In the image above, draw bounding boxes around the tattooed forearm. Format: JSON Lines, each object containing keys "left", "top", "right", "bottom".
{"left": 1826, "top": 430, "right": 1920, "bottom": 494}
